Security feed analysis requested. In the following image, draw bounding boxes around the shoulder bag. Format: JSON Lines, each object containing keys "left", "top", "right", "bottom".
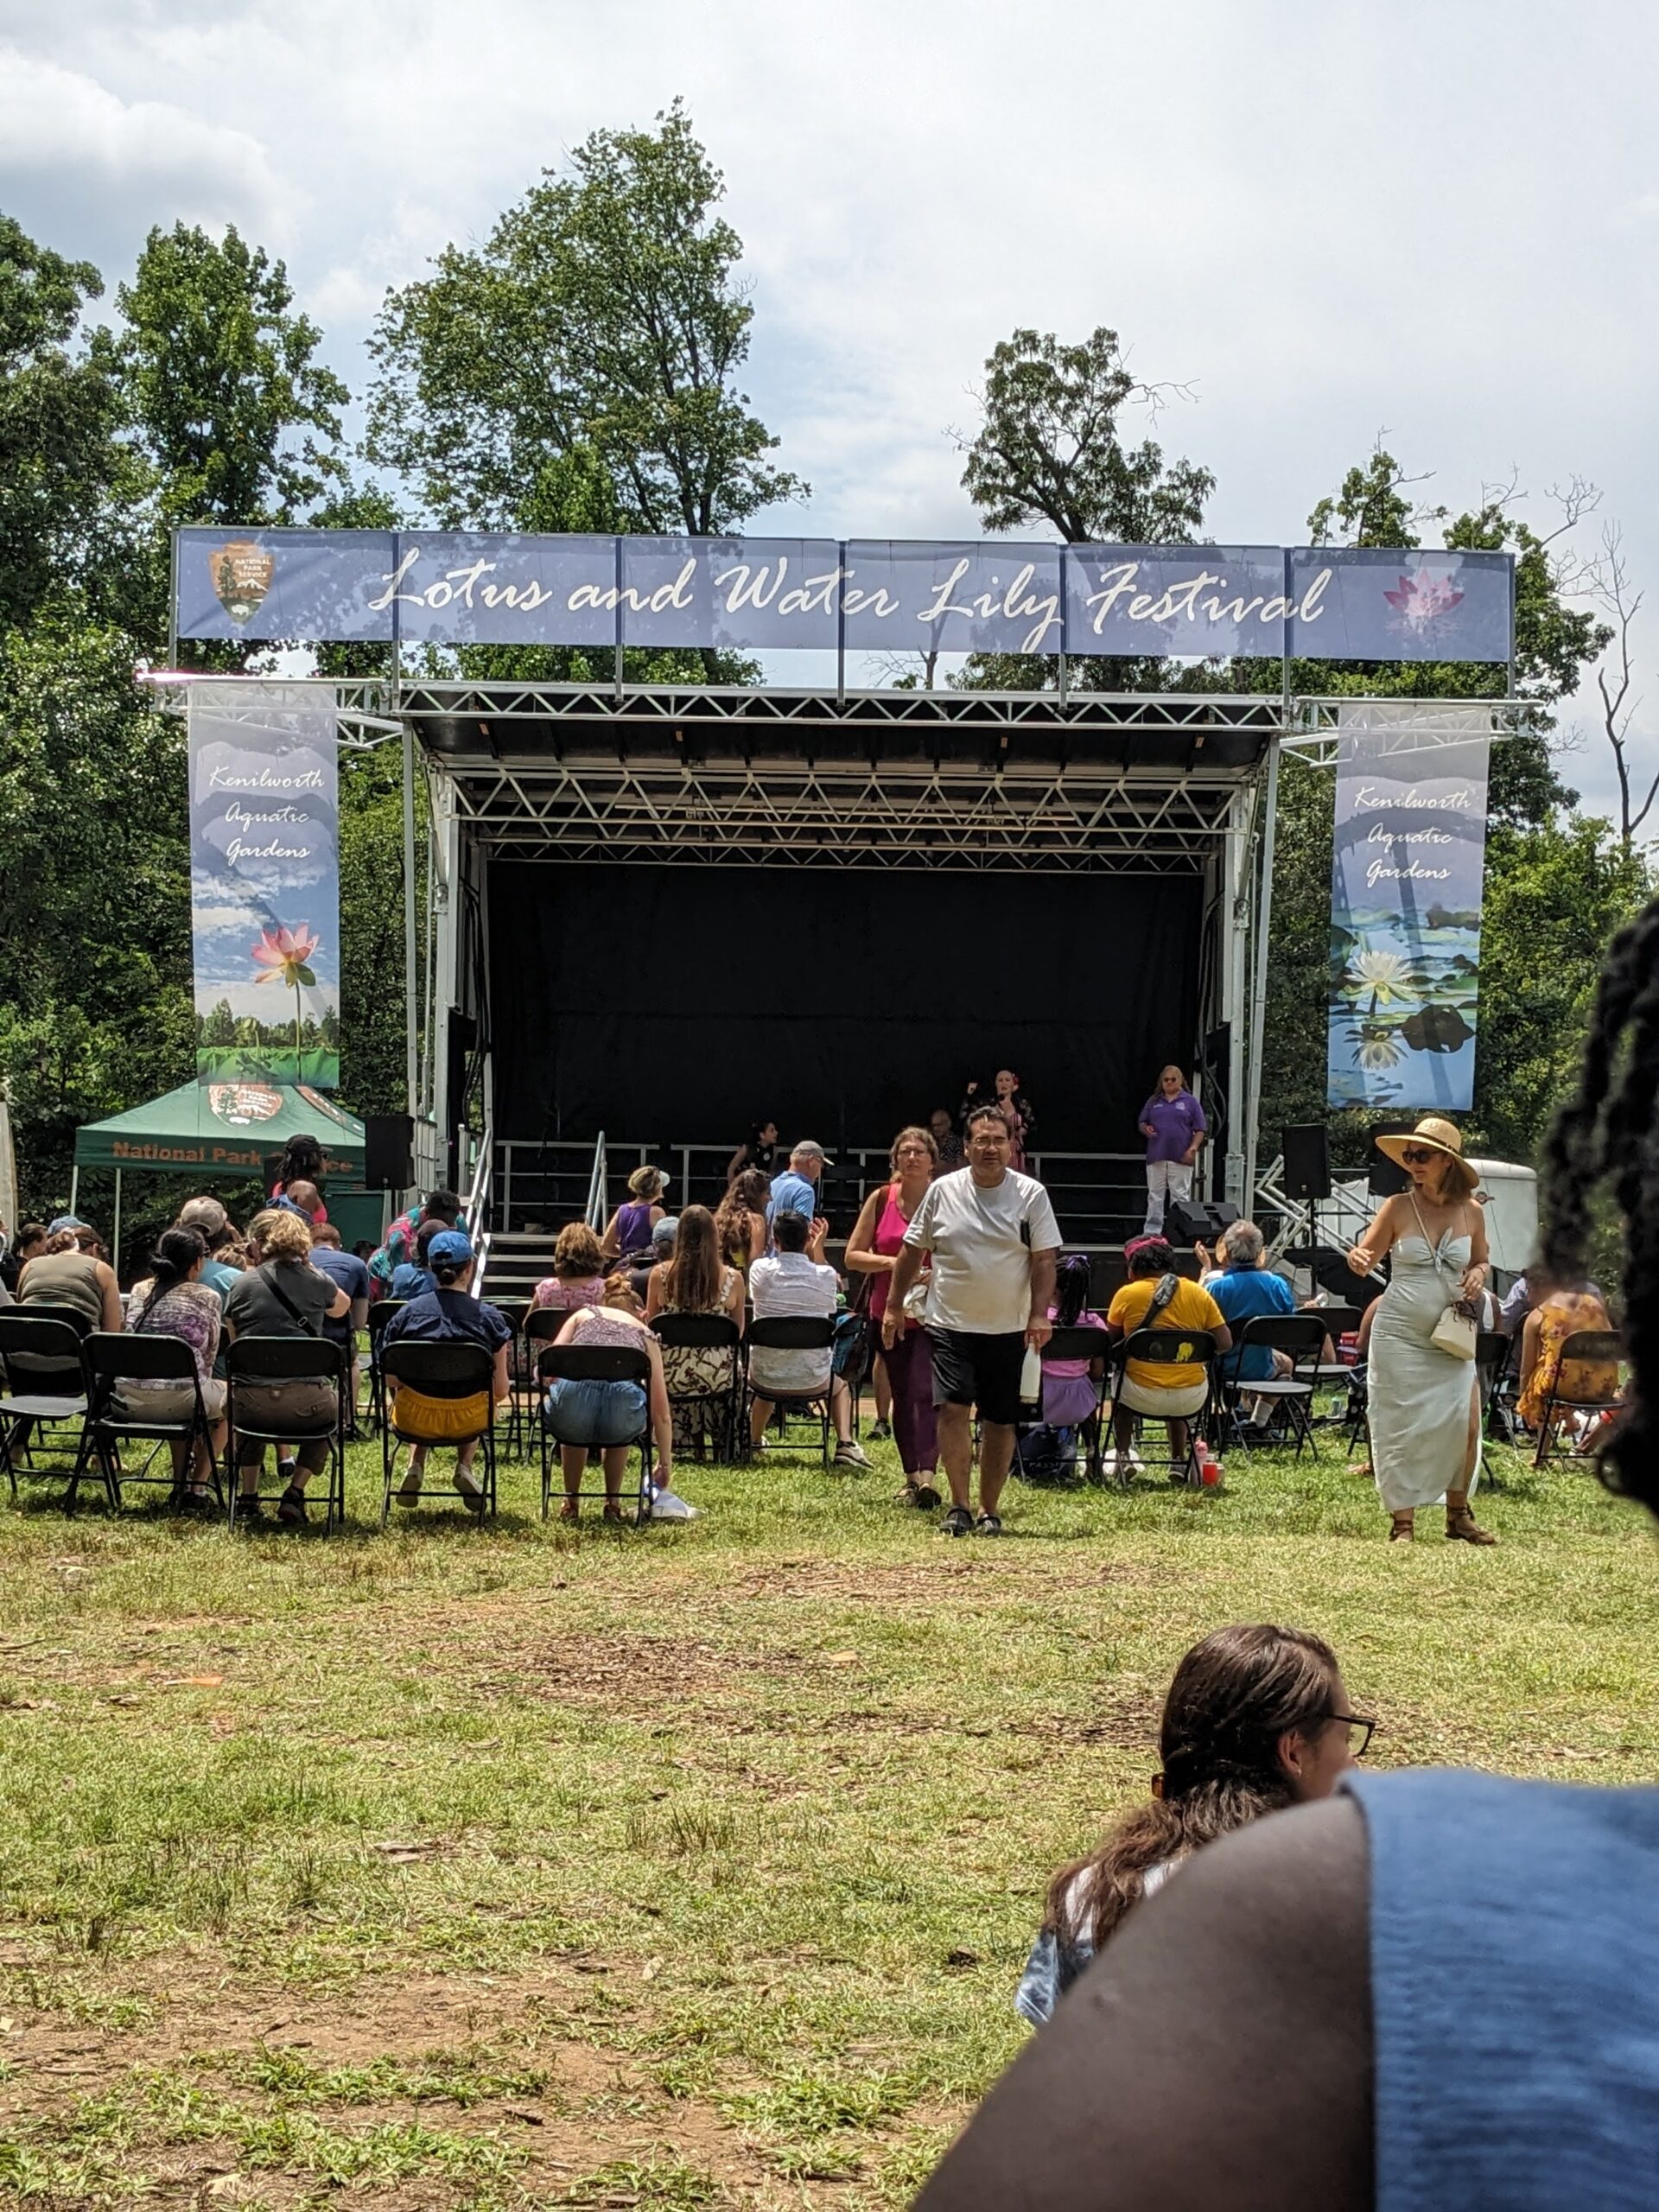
{"left": 1408, "top": 1197, "right": 1478, "bottom": 1362}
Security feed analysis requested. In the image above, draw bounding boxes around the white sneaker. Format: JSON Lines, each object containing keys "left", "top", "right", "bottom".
{"left": 650, "top": 1488, "right": 699, "bottom": 1520}
{"left": 834, "top": 1441, "right": 873, "bottom": 1471}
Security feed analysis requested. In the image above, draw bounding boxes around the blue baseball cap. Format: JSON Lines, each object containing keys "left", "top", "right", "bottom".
{"left": 427, "top": 1230, "right": 474, "bottom": 1265}
{"left": 48, "top": 1214, "right": 88, "bottom": 1236}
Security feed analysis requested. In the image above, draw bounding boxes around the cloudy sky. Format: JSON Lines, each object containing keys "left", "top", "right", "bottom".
{"left": 3, "top": 0, "right": 1655, "bottom": 814}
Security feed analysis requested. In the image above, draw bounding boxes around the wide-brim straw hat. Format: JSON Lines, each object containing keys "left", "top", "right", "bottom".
{"left": 1375, "top": 1116, "right": 1479, "bottom": 1195}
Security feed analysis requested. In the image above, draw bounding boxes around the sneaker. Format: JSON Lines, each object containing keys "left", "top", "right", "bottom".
{"left": 650, "top": 1488, "right": 699, "bottom": 1521}
{"left": 941, "top": 1504, "right": 974, "bottom": 1537}
{"left": 233, "top": 1500, "right": 269, "bottom": 1530}
{"left": 833, "top": 1440, "right": 873, "bottom": 1471}
{"left": 276, "top": 1485, "right": 308, "bottom": 1528}
{"left": 974, "top": 1511, "right": 1004, "bottom": 1536}
{"left": 454, "top": 1468, "right": 487, "bottom": 1517}
{"left": 868, "top": 1419, "right": 893, "bottom": 1441}
{"left": 396, "top": 1471, "right": 423, "bottom": 1504}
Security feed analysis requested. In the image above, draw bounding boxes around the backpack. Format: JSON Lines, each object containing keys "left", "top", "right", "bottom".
{"left": 1014, "top": 1422, "right": 1080, "bottom": 1485}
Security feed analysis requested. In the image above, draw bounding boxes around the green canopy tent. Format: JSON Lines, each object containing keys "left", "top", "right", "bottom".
{"left": 73, "top": 1081, "right": 371, "bottom": 1262}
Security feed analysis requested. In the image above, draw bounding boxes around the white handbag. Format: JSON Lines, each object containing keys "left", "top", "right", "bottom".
{"left": 1411, "top": 1197, "right": 1478, "bottom": 1362}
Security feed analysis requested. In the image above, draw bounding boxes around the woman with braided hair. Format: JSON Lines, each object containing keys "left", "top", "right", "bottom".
{"left": 1015, "top": 1624, "right": 1366, "bottom": 2025}
{"left": 917, "top": 897, "right": 1659, "bottom": 2212}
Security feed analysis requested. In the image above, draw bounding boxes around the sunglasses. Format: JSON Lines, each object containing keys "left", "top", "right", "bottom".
{"left": 1401, "top": 1146, "right": 1437, "bottom": 1165}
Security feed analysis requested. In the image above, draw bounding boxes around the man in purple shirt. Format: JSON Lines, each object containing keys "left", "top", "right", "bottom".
{"left": 1138, "top": 1064, "right": 1207, "bottom": 1234}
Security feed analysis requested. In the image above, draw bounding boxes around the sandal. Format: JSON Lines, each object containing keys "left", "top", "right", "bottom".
{"left": 974, "top": 1511, "right": 1003, "bottom": 1537}
{"left": 1389, "top": 1511, "right": 1414, "bottom": 1543}
{"left": 893, "top": 1480, "right": 943, "bottom": 1511}
{"left": 557, "top": 1500, "right": 580, "bottom": 1522}
{"left": 940, "top": 1504, "right": 974, "bottom": 1538}
{"left": 1446, "top": 1504, "right": 1497, "bottom": 1546}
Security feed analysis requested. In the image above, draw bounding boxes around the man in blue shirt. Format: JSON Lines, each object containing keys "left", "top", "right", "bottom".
{"left": 309, "top": 1223, "right": 372, "bottom": 1430}
{"left": 766, "top": 1140, "right": 831, "bottom": 1241}
{"left": 1197, "top": 1220, "right": 1296, "bottom": 1392}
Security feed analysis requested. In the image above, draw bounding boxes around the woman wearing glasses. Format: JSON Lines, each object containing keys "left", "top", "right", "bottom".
{"left": 1345, "top": 1116, "right": 1494, "bottom": 1545}
{"left": 1016, "top": 1624, "right": 1371, "bottom": 2026}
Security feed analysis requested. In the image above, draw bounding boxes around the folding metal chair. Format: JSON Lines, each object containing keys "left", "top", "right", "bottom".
{"left": 1304, "top": 1303, "right": 1363, "bottom": 1421}
{"left": 651, "top": 1312, "right": 745, "bottom": 1461}
{"left": 1221, "top": 1314, "right": 1330, "bottom": 1459}
{"left": 225, "top": 1336, "right": 348, "bottom": 1532}
{"left": 0, "top": 1311, "right": 95, "bottom": 1506}
{"left": 378, "top": 1338, "right": 499, "bottom": 1523}
{"left": 535, "top": 1342, "right": 654, "bottom": 1522}
{"left": 1036, "top": 1324, "right": 1113, "bottom": 1483}
{"left": 1530, "top": 1329, "right": 1624, "bottom": 1469}
{"left": 492, "top": 1298, "right": 532, "bottom": 1460}
{"left": 81, "top": 1332, "right": 222, "bottom": 1514}
{"left": 744, "top": 1315, "right": 835, "bottom": 1467}
{"left": 365, "top": 1300, "right": 407, "bottom": 1435}
{"left": 1107, "top": 1326, "right": 1218, "bottom": 1487}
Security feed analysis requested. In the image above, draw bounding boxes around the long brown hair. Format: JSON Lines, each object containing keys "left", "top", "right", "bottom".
{"left": 662, "top": 1204, "right": 722, "bottom": 1313}
{"left": 715, "top": 1173, "right": 767, "bottom": 1268}
{"left": 1046, "top": 1624, "right": 1339, "bottom": 1955}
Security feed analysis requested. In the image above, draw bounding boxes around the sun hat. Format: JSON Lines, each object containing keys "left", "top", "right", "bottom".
{"left": 1375, "top": 1116, "right": 1479, "bottom": 1194}
{"left": 427, "top": 1229, "right": 474, "bottom": 1265}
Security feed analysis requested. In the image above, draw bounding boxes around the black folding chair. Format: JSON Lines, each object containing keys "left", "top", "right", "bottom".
{"left": 365, "top": 1300, "right": 407, "bottom": 1435}
{"left": 1304, "top": 1304, "right": 1363, "bottom": 1421}
{"left": 1037, "top": 1325, "right": 1113, "bottom": 1483}
{"left": 744, "top": 1315, "right": 835, "bottom": 1467}
{"left": 0, "top": 1312, "right": 96, "bottom": 1505}
{"left": 225, "top": 1336, "right": 348, "bottom": 1533}
{"left": 652, "top": 1313, "right": 745, "bottom": 1462}
{"left": 536, "top": 1342, "right": 654, "bottom": 1522}
{"left": 1531, "top": 1329, "right": 1624, "bottom": 1469}
{"left": 1108, "top": 1327, "right": 1218, "bottom": 1487}
{"left": 492, "top": 1298, "right": 532, "bottom": 1460}
{"left": 378, "top": 1339, "right": 499, "bottom": 1523}
{"left": 1220, "top": 1314, "right": 1330, "bottom": 1459}
{"left": 81, "top": 1332, "right": 222, "bottom": 1514}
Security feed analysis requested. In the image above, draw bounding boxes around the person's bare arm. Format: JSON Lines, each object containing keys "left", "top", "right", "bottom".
{"left": 645, "top": 1263, "right": 666, "bottom": 1321}
{"left": 97, "top": 1262, "right": 124, "bottom": 1332}
{"left": 350, "top": 1295, "right": 370, "bottom": 1333}
{"left": 1462, "top": 1201, "right": 1491, "bottom": 1300}
{"left": 917, "top": 1796, "right": 1373, "bottom": 2212}
{"left": 1348, "top": 1198, "right": 1397, "bottom": 1277}
{"left": 724, "top": 1269, "right": 746, "bottom": 1335}
{"left": 599, "top": 1210, "right": 621, "bottom": 1259}
{"left": 843, "top": 1190, "right": 889, "bottom": 1275}
{"left": 1211, "top": 1319, "right": 1233, "bottom": 1354}
{"left": 883, "top": 1244, "right": 924, "bottom": 1346}
{"left": 1519, "top": 1306, "right": 1543, "bottom": 1395}
{"left": 1027, "top": 1248, "right": 1058, "bottom": 1347}
{"left": 645, "top": 1336, "right": 672, "bottom": 1478}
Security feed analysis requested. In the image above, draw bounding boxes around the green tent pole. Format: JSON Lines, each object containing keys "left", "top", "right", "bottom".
{"left": 113, "top": 1168, "right": 123, "bottom": 1283}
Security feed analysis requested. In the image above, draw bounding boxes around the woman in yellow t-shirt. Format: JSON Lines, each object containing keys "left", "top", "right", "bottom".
{"left": 1105, "top": 1239, "right": 1230, "bottom": 1478}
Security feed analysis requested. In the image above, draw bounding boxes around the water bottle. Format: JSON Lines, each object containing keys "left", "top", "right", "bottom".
{"left": 1020, "top": 1343, "right": 1043, "bottom": 1412}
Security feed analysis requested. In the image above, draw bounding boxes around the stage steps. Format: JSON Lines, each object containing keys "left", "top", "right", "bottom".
{"left": 481, "top": 1231, "right": 563, "bottom": 1306}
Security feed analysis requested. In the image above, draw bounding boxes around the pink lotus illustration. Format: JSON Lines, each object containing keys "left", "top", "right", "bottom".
{"left": 251, "top": 925, "right": 320, "bottom": 1082}
{"left": 251, "top": 924, "right": 320, "bottom": 988}
{"left": 1382, "top": 567, "right": 1465, "bottom": 630}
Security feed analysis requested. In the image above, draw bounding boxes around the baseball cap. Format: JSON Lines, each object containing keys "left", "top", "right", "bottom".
{"left": 177, "top": 1196, "right": 228, "bottom": 1236}
{"left": 427, "top": 1229, "right": 474, "bottom": 1265}
{"left": 791, "top": 1139, "right": 835, "bottom": 1165}
{"left": 47, "top": 1214, "right": 87, "bottom": 1236}
{"left": 652, "top": 1215, "right": 680, "bottom": 1248}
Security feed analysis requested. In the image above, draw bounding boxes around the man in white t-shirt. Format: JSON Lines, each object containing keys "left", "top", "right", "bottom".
{"left": 883, "top": 1106, "right": 1062, "bottom": 1535}
{"left": 748, "top": 1209, "right": 872, "bottom": 1469}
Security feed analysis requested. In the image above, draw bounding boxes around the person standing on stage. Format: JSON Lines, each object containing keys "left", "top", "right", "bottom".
{"left": 726, "top": 1121, "right": 779, "bottom": 1186}
{"left": 1138, "top": 1065, "right": 1206, "bottom": 1235}
{"left": 963, "top": 1071, "right": 1035, "bottom": 1174}
{"left": 884, "top": 1106, "right": 1061, "bottom": 1537}
{"left": 928, "top": 1108, "right": 964, "bottom": 1173}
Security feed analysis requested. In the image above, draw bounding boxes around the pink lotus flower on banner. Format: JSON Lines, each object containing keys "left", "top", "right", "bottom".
{"left": 1382, "top": 567, "right": 1465, "bottom": 629}
{"left": 251, "top": 925, "right": 320, "bottom": 989}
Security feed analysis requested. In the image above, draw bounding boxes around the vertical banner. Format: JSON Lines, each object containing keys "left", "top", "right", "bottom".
{"left": 188, "top": 683, "right": 340, "bottom": 1089}
{"left": 1326, "top": 702, "right": 1491, "bottom": 1111}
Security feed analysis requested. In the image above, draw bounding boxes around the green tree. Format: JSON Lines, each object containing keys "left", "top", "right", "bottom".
{"left": 367, "top": 101, "right": 804, "bottom": 537}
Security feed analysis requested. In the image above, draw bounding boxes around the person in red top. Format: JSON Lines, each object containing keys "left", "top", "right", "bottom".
{"left": 845, "top": 1125, "right": 942, "bottom": 1509}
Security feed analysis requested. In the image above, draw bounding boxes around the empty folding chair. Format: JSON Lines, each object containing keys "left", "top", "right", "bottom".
{"left": 0, "top": 1312, "right": 96, "bottom": 1507}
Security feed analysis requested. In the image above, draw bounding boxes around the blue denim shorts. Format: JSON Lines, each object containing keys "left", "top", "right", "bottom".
{"left": 542, "top": 1376, "right": 647, "bottom": 1446}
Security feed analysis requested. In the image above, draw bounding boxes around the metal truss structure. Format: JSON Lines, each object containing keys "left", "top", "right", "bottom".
{"left": 402, "top": 681, "right": 1278, "bottom": 875}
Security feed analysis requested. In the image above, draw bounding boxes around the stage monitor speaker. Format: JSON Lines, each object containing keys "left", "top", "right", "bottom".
{"left": 1368, "top": 1124, "right": 1414, "bottom": 1197}
{"left": 1165, "top": 1197, "right": 1242, "bottom": 1246}
{"left": 364, "top": 1112, "right": 414, "bottom": 1192}
{"left": 1281, "top": 1123, "right": 1331, "bottom": 1202}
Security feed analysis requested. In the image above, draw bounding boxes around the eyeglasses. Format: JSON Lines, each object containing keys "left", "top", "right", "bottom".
{"left": 1323, "top": 1710, "right": 1376, "bottom": 1757}
{"left": 1401, "top": 1146, "right": 1435, "bottom": 1165}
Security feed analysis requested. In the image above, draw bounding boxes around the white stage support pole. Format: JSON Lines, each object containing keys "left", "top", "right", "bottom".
{"left": 1242, "top": 734, "right": 1281, "bottom": 1217}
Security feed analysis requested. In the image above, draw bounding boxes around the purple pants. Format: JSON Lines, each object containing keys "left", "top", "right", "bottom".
{"left": 881, "top": 1322, "right": 938, "bottom": 1476}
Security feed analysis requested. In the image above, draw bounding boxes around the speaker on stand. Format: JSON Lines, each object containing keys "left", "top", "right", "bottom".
{"left": 364, "top": 1113, "right": 415, "bottom": 1193}
{"left": 1280, "top": 1123, "right": 1331, "bottom": 1271}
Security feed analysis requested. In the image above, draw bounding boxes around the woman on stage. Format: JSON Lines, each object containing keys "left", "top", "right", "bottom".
{"left": 1345, "top": 1116, "right": 1494, "bottom": 1546}
{"left": 962, "top": 1070, "right": 1034, "bottom": 1174}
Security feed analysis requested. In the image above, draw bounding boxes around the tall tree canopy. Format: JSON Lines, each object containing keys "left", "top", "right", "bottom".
{"left": 366, "top": 101, "right": 803, "bottom": 534}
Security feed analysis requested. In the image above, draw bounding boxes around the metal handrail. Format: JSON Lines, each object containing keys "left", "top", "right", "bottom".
{"left": 464, "top": 1123, "right": 493, "bottom": 1294}
{"left": 584, "top": 1130, "right": 607, "bottom": 1232}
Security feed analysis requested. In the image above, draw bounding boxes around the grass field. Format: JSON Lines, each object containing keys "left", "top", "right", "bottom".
{"left": 1, "top": 1421, "right": 1656, "bottom": 2209}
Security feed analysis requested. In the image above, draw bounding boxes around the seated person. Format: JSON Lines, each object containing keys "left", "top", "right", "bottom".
{"left": 308, "top": 1223, "right": 372, "bottom": 1426}
{"left": 601, "top": 1166, "right": 668, "bottom": 1262}
{"left": 645, "top": 1205, "right": 746, "bottom": 1453}
{"left": 747, "top": 1211, "right": 870, "bottom": 1469}
{"left": 2, "top": 1220, "right": 47, "bottom": 1296}
{"left": 16, "top": 1220, "right": 124, "bottom": 1334}
{"left": 1016, "top": 1624, "right": 1365, "bottom": 2027}
{"left": 390, "top": 1216, "right": 445, "bottom": 1302}
{"left": 532, "top": 1221, "right": 612, "bottom": 1314}
{"left": 382, "top": 1231, "right": 512, "bottom": 1511}
{"left": 715, "top": 1173, "right": 769, "bottom": 1275}
{"left": 543, "top": 1276, "right": 683, "bottom": 1521}
{"left": 1516, "top": 1262, "right": 1619, "bottom": 1436}
{"left": 1197, "top": 1219, "right": 1296, "bottom": 1423}
{"left": 1104, "top": 1238, "right": 1231, "bottom": 1476}
{"left": 628, "top": 1216, "right": 677, "bottom": 1306}
{"left": 1039, "top": 1252, "right": 1109, "bottom": 1427}
{"left": 124, "top": 1225, "right": 228, "bottom": 1512}
{"left": 369, "top": 1187, "right": 462, "bottom": 1301}
{"left": 222, "top": 1209, "right": 351, "bottom": 1526}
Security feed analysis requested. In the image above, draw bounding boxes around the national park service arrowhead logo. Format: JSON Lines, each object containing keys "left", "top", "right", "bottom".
{"left": 209, "top": 538, "right": 275, "bottom": 625}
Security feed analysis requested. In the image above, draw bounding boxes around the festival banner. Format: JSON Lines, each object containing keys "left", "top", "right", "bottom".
{"left": 1325, "top": 702, "right": 1492, "bottom": 1111}
{"left": 188, "top": 683, "right": 340, "bottom": 1089}
{"left": 175, "top": 528, "right": 1515, "bottom": 664}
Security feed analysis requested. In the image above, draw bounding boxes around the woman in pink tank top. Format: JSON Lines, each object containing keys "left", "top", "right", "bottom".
{"left": 846, "top": 1126, "right": 942, "bottom": 1508}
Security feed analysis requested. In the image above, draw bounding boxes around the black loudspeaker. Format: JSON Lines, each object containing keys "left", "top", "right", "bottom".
{"left": 1166, "top": 1198, "right": 1242, "bottom": 1245}
{"left": 1281, "top": 1123, "right": 1331, "bottom": 1202}
{"left": 1368, "top": 1125, "right": 1413, "bottom": 1196}
{"left": 364, "top": 1112, "right": 414, "bottom": 1191}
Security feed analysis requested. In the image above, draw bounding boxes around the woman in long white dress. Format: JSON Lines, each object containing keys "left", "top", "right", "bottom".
{"left": 1346, "top": 1116, "right": 1494, "bottom": 1545}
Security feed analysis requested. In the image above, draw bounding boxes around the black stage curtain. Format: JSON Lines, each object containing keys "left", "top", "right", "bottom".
{"left": 489, "top": 861, "right": 1202, "bottom": 1154}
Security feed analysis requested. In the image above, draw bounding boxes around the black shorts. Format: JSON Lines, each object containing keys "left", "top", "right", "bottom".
{"left": 927, "top": 1327, "right": 1027, "bottom": 1427}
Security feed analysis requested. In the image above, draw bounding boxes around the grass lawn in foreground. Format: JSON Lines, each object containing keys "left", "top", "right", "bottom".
{"left": 0, "top": 1426, "right": 1655, "bottom": 2209}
